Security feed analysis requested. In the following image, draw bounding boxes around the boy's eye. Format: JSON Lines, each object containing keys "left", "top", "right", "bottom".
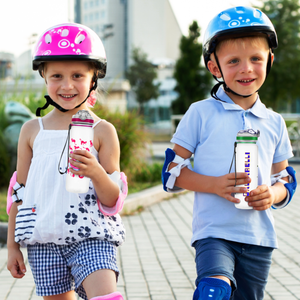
{"left": 229, "top": 59, "right": 239, "bottom": 64}
{"left": 73, "top": 74, "right": 83, "bottom": 79}
{"left": 52, "top": 74, "right": 61, "bottom": 78}
{"left": 251, "top": 57, "right": 261, "bottom": 62}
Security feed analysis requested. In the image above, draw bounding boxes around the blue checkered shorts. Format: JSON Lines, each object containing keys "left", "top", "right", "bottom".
{"left": 27, "top": 238, "right": 119, "bottom": 300}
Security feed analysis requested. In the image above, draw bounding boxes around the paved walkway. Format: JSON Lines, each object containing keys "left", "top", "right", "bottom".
{"left": 1, "top": 164, "right": 300, "bottom": 300}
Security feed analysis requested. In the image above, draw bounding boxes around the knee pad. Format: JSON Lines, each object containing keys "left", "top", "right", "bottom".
{"left": 90, "top": 291, "right": 123, "bottom": 300}
{"left": 193, "top": 277, "right": 231, "bottom": 300}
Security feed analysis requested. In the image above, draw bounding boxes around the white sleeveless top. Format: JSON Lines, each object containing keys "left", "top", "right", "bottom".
{"left": 15, "top": 118, "right": 125, "bottom": 247}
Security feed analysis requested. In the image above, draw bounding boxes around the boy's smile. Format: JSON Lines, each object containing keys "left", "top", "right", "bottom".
{"left": 209, "top": 37, "right": 273, "bottom": 109}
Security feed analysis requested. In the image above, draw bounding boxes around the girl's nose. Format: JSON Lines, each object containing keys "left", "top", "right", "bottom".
{"left": 62, "top": 78, "right": 74, "bottom": 90}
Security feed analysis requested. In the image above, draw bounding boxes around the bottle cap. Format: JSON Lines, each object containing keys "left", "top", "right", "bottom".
{"left": 236, "top": 129, "right": 260, "bottom": 141}
{"left": 71, "top": 110, "right": 94, "bottom": 127}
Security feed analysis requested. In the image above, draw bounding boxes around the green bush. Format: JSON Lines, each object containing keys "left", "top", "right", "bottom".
{"left": 93, "top": 104, "right": 149, "bottom": 181}
{"left": 132, "top": 162, "right": 163, "bottom": 183}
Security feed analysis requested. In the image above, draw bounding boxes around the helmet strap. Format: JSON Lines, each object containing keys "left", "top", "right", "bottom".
{"left": 35, "top": 80, "right": 98, "bottom": 117}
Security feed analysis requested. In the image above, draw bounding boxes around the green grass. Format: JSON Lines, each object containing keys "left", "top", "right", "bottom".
{"left": 0, "top": 188, "right": 8, "bottom": 222}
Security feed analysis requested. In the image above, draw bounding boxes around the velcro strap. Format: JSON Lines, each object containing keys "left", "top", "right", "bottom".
{"left": 271, "top": 169, "right": 289, "bottom": 185}
{"left": 12, "top": 182, "right": 25, "bottom": 202}
{"left": 166, "top": 158, "right": 191, "bottom": 189}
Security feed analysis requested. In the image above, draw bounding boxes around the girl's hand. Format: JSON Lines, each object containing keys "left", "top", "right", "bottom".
{"left": 69, "top": 149, "right": 102, "bottom": 180}
{"left": 214, "top": 172, "right": 251, "bottom": 203}
{"left": 7, "top": 248, "right": 26, "bottom": 278}
{"left": 245, "top": 184, "right": 275, "bottom": 211}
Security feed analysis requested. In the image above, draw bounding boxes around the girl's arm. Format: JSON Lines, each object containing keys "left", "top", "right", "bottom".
{"left": 7, "top": 120, "right": 36, "bottom": 278}
{"left": 169, "top": 144, "right": 250, "bottom": 204}
{"left": 69, "top": 120, "right": 120, "bottom": 207}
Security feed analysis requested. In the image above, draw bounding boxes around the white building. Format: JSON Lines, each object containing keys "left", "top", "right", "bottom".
{"left": 74, "top": 0, "right": 182, "bottom": 79}
{"left": 74, "top": 0, "right": 182, "bottom": 119}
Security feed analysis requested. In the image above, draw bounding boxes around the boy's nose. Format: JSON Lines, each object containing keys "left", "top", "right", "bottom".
{"left": 240, "top": 60, "right": 253, "bottom": 73}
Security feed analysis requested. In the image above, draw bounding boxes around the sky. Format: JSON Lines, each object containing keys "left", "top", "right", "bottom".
{"left": 0, "top": 0, "right": 260, "bottom": 58}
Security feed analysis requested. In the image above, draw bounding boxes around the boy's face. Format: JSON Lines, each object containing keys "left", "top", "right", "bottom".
{"left": 208, "top": 37, "right": 273, "bottom": 108}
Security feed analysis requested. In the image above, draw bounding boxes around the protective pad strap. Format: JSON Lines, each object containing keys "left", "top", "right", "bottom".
{"left": 272, "top": 166, "right": 297, "bottom": 209}
{"left": 90, "top": 292, "right": 123, "bottom": 300}
{"left": 98, "top": 171, "right": 128, "bottom": 216}
{"left": 193, "top": 277, "right": 231, "bottom": 300}
{"left": 7, "top": 171, "right": 25, "bottom": 215}
{"left": 162, "top": 148, "right": 191, "bottom": 192}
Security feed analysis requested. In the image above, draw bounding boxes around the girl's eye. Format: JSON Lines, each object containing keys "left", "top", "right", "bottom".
{"left": 52, "top": 74, "right": 61, "bottom": 78}
{"left": 73, "top": 74, "right": 82, "bottom": 79}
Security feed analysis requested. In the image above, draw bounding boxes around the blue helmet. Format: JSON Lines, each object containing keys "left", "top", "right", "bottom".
{"left": 203, "top": 6, "right": 278, "bottom": 69}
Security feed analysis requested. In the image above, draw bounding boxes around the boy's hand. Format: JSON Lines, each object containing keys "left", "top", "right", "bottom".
{"left": 215, "top": 172, "right": 251, "bottom": 203}
{"left": 7, "top": 248, "right": 26, "bottom": 278}
{"left": 245, "top": 184, "right": 275, "bottom": 211}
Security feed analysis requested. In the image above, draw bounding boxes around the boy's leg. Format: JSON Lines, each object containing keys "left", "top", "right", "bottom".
{"left": 232, "top": 244, "right": 273, "bottom": 300}
{"left": 193, "top": 238, "right": 236, "bottom": 299}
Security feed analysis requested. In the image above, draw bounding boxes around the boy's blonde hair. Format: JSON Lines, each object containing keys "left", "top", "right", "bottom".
{"left": 216, "top": 35, "right": 270, "bottom": 54}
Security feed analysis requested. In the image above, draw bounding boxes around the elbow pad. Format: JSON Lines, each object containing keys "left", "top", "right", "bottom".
{"left": 7, "top": 171, "right": 25, "bottom": 215}
{"left": 162, "top": 148, "right": 191, "bottom": 193}
{"left": 97, "top": 171, "right": 128, "bottom": 216}
{"left": 271, "top": 166, "right": 297, "bottom": 209}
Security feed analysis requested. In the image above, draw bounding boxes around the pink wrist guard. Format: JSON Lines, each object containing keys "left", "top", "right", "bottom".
{"left": 7, "top": 171, "right": 17, "bottom": 215}
{"left": 98, "top": 172, "right": 128, "bottom": 216}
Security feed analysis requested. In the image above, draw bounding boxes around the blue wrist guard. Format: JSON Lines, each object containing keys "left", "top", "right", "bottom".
{"left": 271, "top": 166, "right": 297, "bottom": 209}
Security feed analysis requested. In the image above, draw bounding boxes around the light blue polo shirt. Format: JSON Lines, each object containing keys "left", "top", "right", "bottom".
{"left": 171, "top": 88, "right": 293, "bottom": 248}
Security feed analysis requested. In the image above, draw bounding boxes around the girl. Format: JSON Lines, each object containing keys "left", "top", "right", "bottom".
{"left": 7, "top": 23, "right": 127, "bottom": 300}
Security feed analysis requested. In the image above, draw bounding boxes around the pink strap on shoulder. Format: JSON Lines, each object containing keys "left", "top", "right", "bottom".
{"left": 98, "top": 172, "right": 128, "bottom": 216}
{"left": 7, "top": 171, "right": 17, "bottom": 215}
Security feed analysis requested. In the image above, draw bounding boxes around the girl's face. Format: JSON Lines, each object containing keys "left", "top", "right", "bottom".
{"left": 43, "top": 61, "right": 94, "bottom": 111}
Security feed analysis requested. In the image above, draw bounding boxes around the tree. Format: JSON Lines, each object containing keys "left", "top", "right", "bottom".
{"left": 172, "top": 21, "right": 211, "bottom": 115}
{"left": 125, "top": 47, "right": 160, "bottom": 114}
{"left": 257, "top": 0, "right": 300, "bottom": 111}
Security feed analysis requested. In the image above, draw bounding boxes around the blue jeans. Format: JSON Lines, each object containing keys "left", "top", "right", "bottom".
{"left": 193, "top": 238, "right": 273, "bottom": 300}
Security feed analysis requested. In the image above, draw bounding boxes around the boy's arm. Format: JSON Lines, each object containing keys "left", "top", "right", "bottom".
{"left": 245, "top": 160, "right": 289, "bottom": 210}
{"left": 169, "top": 144, "right": 250, "bottom": 204}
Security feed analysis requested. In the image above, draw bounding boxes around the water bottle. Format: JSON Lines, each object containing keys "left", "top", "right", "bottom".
{"left": 66, "top": 110, "right": 94, "bottom": 193}
{"left": 235, "top": 129, "right": 260, "bottom": 209}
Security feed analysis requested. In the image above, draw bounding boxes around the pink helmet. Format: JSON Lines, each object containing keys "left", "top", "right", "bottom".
{"left": 32, "top": 23, "right": 106, "bottom": 78}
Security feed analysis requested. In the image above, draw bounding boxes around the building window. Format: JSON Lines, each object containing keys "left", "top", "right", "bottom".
{"left": 90, "top": 0, "right": 94, "bottom": 8}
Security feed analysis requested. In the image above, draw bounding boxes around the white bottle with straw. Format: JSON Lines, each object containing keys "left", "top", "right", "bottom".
{"left": 66, "top": 110, "right": 94, "bottom": 193}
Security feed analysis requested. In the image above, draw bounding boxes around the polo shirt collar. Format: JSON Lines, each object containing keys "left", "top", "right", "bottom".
{"left": 215, "top": 87, "right": 269, "bottom": 119}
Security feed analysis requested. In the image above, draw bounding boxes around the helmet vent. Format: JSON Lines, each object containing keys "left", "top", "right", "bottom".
{"left": 220, "top": 13, "right": 231, "bottom": 21}
{"left": 61, "top": 29, "right": 69, "bottom": 37}
{"left": 45, "top": 34, "right": 52, "bottom": 44}
{"left": 254, "top": 9, "right": 262, "bottom": 19}
{"left": 75, "top": 33, "right": 86, "bottom": 44}
{"left": 235, "top": 7, "right": 245, "bottom": 14}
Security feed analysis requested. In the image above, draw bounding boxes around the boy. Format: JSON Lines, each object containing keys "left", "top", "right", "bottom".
{"left": 162, "top": 6, "right": 297, "bottom": 300}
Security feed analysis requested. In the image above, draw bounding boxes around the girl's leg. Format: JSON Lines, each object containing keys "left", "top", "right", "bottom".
{"left": 82, "top": 269, "right": 117, "bottom": 299}
{"left": 43, "top": 290, "right": 76, "bottom": 300}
